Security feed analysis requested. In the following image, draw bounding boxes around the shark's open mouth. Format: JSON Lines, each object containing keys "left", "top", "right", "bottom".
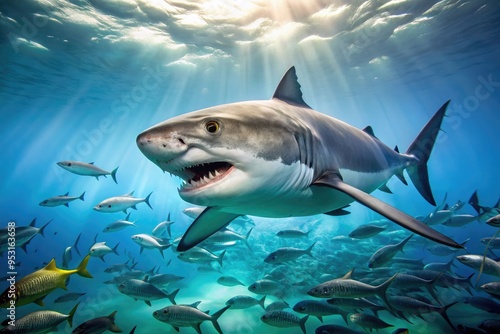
{"left": 180, "top": 162, "right": 233, "bottom": 191}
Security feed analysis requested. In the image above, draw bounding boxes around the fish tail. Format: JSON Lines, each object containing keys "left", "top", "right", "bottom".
{"left": 144, "top": 191, "right": 153, "bottom": 210}
{"left": 68, "top": 302, "right": 80, "bottom": 327}
{"left": 217, "top": 250, "right": 226, "bottom": 266}
{"left": 405, "top": 100, "right": 450, "bottom": 206}
{"left": 167, "top": 288, "right": 179, "bottom": 305}
{"left": 258, "top": 295, "right": 266, "bottom": 310}
{"left": 468, "top": 190, "right": 482, "bottom": 214}
{"left": 73, "top": 233, "right": 82, "bottom": 256}
{"left": 79, "top": 191, "right": 86, "bottom": 202}
{"left": 244, "top": 228, "right": 253, "bottom": 252}
{"left": 305, "top": 241, "right": 317, "bottom": 259}
{"left": 38, "top": 219, "right": 53, "bottom": 237}
{"left": 438, "top": 302, "right": 458, "bottom": 330}
{"left": 112, "top": 243, "right": 120, "bottom": 255}
{"left": 76, "top": 255, "right": 93, "bottom": 278}
{"left": 299, "top": 315, "right": 309, "bottom": 334}
{"left": 376, "top": 273, "right": 398, "bottom": 309}
{"left": 211, "top": 305, "right": 230, "bottom": 334}
{"left": 111, "top": 167, "right": 119, "bottom": 184}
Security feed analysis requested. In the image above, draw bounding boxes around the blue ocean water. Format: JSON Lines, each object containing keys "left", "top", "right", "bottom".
{"left": 1, "top": 0, "right": 500, "bottom": 333}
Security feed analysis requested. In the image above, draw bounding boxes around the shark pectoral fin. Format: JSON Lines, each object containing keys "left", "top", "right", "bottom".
{"left": 313, "top": 171, "right": 462, "bottom": 249}
{"left": 177, "top": 207, "right": 239, "bottom": 252}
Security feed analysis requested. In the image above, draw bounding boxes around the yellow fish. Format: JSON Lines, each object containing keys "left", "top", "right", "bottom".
{"left": 0, "top": 255, "right": 92, "bottom": 308}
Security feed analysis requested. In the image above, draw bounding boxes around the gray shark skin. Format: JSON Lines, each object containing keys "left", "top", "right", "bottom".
{"left": 137, "top": 66, "right": 461, "bottom": 251}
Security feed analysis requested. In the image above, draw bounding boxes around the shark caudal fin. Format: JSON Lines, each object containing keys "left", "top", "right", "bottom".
{"left": 406, "top": 101, "right": 450, "bottom": 206}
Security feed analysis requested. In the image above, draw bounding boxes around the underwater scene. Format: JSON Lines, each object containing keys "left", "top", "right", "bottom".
{"left": 1, "top": 0, "right": 500, "bottom": 333}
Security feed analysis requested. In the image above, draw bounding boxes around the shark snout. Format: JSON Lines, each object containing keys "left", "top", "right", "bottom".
{"left": 136, "top": 129, "right": 187, "bottom": 164}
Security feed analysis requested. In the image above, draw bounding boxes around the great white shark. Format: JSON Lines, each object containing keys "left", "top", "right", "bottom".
{"left": 137, "top": 67, "right": 461, "bottom": 251}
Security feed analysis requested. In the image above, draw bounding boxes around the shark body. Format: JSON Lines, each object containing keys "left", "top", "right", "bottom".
{"left": 137, "top": 67, "right": 461, "bottom": 251}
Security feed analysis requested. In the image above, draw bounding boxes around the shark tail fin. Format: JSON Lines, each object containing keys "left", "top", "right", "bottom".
{"left": 405, "top": 100, "right": 450, "bottom": 206}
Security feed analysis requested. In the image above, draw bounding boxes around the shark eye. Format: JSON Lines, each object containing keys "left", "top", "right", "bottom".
{"left": 205, "top": 121, "right": 220, "bottom": 133}
{"left": 67, "top": 163, "right": 72, "bottom": 166}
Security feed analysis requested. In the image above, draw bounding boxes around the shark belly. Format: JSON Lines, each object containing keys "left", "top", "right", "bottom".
{"left": 216, "top": 167, "right": 395, "bottom": 218}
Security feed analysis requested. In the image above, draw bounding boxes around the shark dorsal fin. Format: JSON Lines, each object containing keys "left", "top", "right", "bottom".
{"left": 362, "top": 126, "right": 377, "bottom": 138}
{"left": 272, "top": 66, "right": 311, "bottom": 108}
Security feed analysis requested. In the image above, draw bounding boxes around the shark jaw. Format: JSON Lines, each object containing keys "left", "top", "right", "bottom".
{"left": 175, "top": 161, "right": 234, "bottom": 192}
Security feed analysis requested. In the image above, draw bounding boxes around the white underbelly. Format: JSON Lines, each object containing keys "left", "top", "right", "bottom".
{"left": 220, "top": 168, "right": 394, "bottom": 217}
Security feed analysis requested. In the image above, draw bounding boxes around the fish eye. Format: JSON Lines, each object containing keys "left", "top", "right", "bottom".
{"left": 108, "top": 205, "right": 112, "bottom": 208}
{"left": 299, "top": 306, "right": 306, "bottom": 311}
{"left": 153, "top": 311, "right": 158, "bottom": 316}
{"left": 205, "top": 120, "right": 220, "bottom": 133}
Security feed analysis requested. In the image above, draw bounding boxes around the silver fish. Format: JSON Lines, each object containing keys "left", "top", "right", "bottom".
{"left": 153, "top": 305, "right": 229, "bottom": 334}
{"left": 94, "top": 191, "right": 152, "bottom": 213}
{"left": 226, "top": 295, "right": 266, "bottom": 309}
{"left": 72, "top": 310, "right": 122, "bottom": 334}
{"left": 40, "top": 192, "right": 85, "bottom": 207}
{"left": 117, "top": 279, "right": 178, "bottom": 306}
{"left": 57, "top": 161, "right": 118, "bottom": 183}
{"left": 261, "top": 310, "right": 308, "bottom": 334}
{"left": 264, "top": 242, "right": 316, "bottom": 264}
{"left": 368, "top": 234, "right": 412, "bottom": 268}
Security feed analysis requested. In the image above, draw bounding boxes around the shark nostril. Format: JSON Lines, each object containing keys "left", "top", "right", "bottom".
{"left": 162, "top": 144, "right": 166, "bottom": 147}
{"left": 177, "top": 137, "right": 186, "bottom": 145}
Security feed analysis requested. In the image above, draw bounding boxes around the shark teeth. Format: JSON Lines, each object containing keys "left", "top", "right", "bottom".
{"left": 180, "top": 162, "right": 233, "bottom": 191}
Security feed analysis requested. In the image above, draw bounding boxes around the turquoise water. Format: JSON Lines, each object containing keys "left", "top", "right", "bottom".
{"left": 1, "top": 1, "right": 500, "bottom": 333}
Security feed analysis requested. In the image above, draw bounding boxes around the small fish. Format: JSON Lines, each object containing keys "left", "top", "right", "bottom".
{"left": 326, "top": 298, "right": 385, "bottom": 317}
{"left": 40, "top": 192, "right": 85, "bottom": 207}
{"left": 152, "top": 213, "right": 175, "bottom": 237}
{"left": 487, "top": 214, "right": 500, "bottom": 227}
{"left": 131, "top": 234, "right": 171, "bottom": 258}
{"left": 293, "top": 299, "right": 349, "bottom": 324}
{"left": 94, "top": 191, "right": 152, "bottom": 213}
{"left": 276, "top": 229, "right": 312, "bottom": 238}
{"left": 177, "top": 247, "right": 225, "bottom": 266}
{"left": 478, "top": 319, "right": 500, "bottom": 333}
{"left": 147, "top": 273, "right": 184, "bottom": 287}
{"left": 204, "top": 228, "right": 253, "bottom": 251}
{"left": 0, "top": 218, "right": 51, "bottom": 255}
{"left": 217, "top": 275, "right": 245, "bottom": 287}
{"left": 265, "top": 300, "right": 290, "bottom": 311}
{"left": 104, "top": 260, "right": 134, "bottom": 273}
{"left": 264, "top": 242, "right": 316, "bottom": 264}
{"left": 54, "top": 292, "right": 86, "bottom": 303}
{"left": 349, "top": 313, "right": 393, "bottom": 331}
{"left": 248, "top": 279, "right": 283, "bottom": 295}
{"left": 153, "top": 305, "right": 229, "bottom": 334}
{"left": 368, "top": 234, "right": 413, "bottom": 268}
{"left": 261, "top": 310, "right": 308, "bottom": 334}
{"left": 0, "top": 255, "right": 92, "bottom": 307}
{"left": 62, "top": 246, "right": 72, "bottom": 269}
{"left": 423, "top": 210, "right": 454, "bottom": 226}
{"left": 388, "top": 296, "right": 457, "bottom": 330}
{"left": 480, "top": 281, "right": 500, "bottom": 298}
{"left": 182, "top": 206, "right": 205, "bottom": 219}
{"left": 0, "top": 303, "right": 79, "bottom": 332}
{"left": 72, "top": 310, "right": 122, "bottom": 334}
{"left": 307, "top": 270, "right": 397, "bottom": 308}
{"left": 117, "top": 279, "right": 178, "bottom": 306}
{"left": 89, "top": 242, "right": 119, "bottom": 262}
{"left": 226, "top": 295, "right": 266, "bottom": 309}
{"left": 465, "top": 296, "right": 500, "bottom": 314}
{"left": 103, "top": 213, "right": 139, "bottom": 233}
{"left": 57, "top": 161, "right": 119, "bottom": 183}
{"left": 481, "top": 237, "right": 500, "bottom": 249}
{"left": 442, "top": 214, "right": 477, "bottom": 227}
{"left": 457, "top": 254, "right": 500, "bottom": 276}
{"left": 348, "top": 224, "right": 387, "bottom": 239}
